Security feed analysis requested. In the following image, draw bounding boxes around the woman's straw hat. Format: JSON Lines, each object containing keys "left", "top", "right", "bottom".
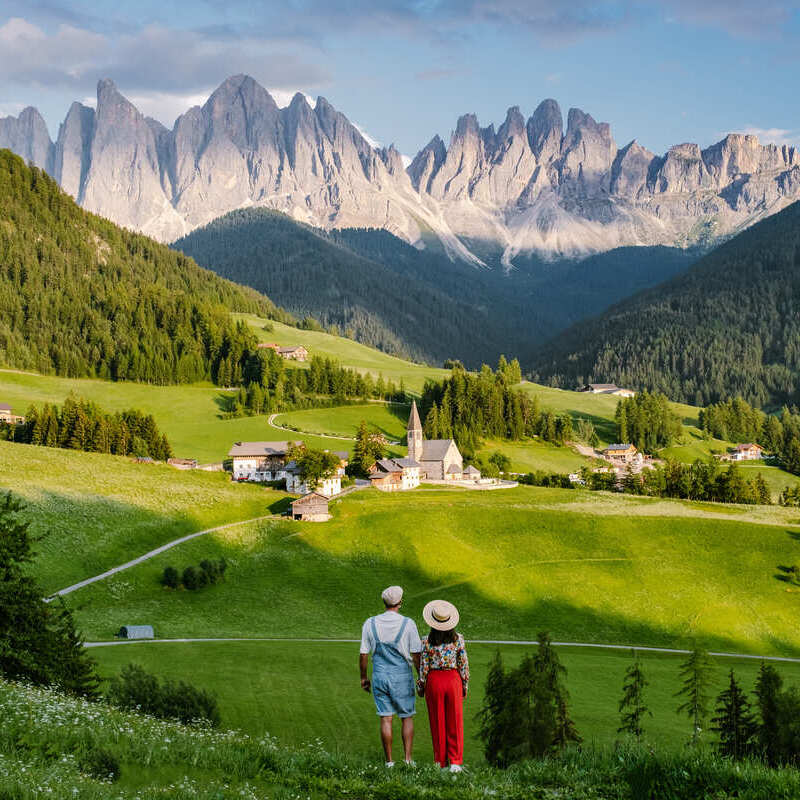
{"left": 422, "top": 599, "right": 459, "bottom": 631}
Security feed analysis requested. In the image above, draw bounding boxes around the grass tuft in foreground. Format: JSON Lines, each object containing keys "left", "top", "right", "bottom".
{"left": 1, "top": 678, "right": 799, "bottom": 799}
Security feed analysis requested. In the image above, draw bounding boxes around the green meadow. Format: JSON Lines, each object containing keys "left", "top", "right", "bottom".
{"left": 89, "top": 639, "right": 800, "bottom": 759}
{"left": 61, "top": 485, "right": 800, "bottom": 656}
{"left": 275, "top": 402, "right": 410, "bottom": 441}
{"left": 0, "top": 369, "right": 355, "bottom": 462}
{"left": 235, "top": 314, "right": 450, "bottom": 392}
{"left": 0, "top": 441, "right": 284, "bottom": 593}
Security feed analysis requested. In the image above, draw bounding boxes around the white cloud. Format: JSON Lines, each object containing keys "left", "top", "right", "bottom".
{"left": 0, "top": 101, "right": 25, "bottom": 118}
{"left": 0, "top": 16, "right": 327, "bottom": 96}
{"left": 735, "top": 126, "right": 800, "bottom": 148}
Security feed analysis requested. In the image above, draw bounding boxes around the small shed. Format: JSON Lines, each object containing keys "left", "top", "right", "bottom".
{"left": 117, "top": 625, "right": 155, "bottom": 640}
{"left": 463, "top": 464, "right": 481, "bottom": 481}
{"left": 291, "top": 492, "right": 330, "bottom": 521}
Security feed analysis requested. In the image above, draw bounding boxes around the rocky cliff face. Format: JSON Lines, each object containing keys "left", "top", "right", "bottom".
{"left": 2, "top": 76, "right": 799, "bottom": 263}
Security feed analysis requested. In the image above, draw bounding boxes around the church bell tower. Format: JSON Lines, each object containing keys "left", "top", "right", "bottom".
{"left": 407, "top": 400, "right": 424, "bottom": 462}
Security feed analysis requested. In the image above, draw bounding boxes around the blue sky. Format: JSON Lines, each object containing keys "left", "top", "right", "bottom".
{"left": 1, "top": 1, "right": 798, "bottom": 158}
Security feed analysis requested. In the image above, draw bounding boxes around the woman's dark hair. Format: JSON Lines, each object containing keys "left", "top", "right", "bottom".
{"left": 427, "top": 628, "right": 458, "bottom": 646}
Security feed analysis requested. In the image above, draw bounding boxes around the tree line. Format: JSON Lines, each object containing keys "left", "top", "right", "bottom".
{"left": 520, "top": 459, "right": 773, "bottom": 506}
{"left": 479, "top": 639, "right": 800, "bottom": 767}
{"left": 700, "top": 397, "right": 800, "bottom": 477}
{"left": 419, "top": 358, "right": 575, "bottom": 454}
{"left": 2, "top": 396, "right": 172, "bottom": 460}
{"left": 0, "top": 149, "right": 292, "bottom": 386}
{"left": 615, "top": 391, "right": 682, "bottom": 453}
{"left": 227, "top": 353, "right": 407, "bottom": 417}
{"left": 530, "top": 200, "right": 800, "bottom": 409}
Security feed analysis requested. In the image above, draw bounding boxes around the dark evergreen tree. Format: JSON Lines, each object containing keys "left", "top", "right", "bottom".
{"left": 0, "top": 492, "right": 98, "bottom": 697}
{"left": 675, "top": 646, "right": 715, "bottom": 745}
{"left": 754, "top": 661, "right": 783, "bottom": 765}
{"left": 476, "top": 650, "right": 510, "bottom": 767}
{"left": 618, "top": 651, "right": 650, "bottom": 741}
{"left": 712, "top": 670, "right": 756, "bottom": 760}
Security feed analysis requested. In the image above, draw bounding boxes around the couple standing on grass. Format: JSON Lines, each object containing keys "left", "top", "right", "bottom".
{"left": 359, "top": 586, "right": 469, "bottom": 771}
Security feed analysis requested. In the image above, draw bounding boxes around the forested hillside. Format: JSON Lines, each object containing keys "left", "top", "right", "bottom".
{"left": 175, "top": 209, "right": 696, "bottom": 367}
{"left": 531, "top": 201, "right": 800, "bottom": 407}
{"left": 0, "top": 150, "right": 281, "bottom": 384}
{"left": 174, "top": 208, "right": 513, "bottom": 365}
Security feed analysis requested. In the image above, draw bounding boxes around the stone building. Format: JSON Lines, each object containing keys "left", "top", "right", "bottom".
{"left": 406, "top": 400, "right": 463, "bottom": 480}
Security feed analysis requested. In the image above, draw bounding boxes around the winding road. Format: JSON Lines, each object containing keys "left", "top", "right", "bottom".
{"left": 47, "top": 514, "right": 279, "bottom": 600}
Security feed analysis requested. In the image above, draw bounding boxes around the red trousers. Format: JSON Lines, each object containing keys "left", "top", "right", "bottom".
{"left": 425, "top": 669, "right": 464, "bottom": 766}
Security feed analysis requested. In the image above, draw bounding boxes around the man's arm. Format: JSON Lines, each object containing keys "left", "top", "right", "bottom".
{"left": 359, "top": 653, "right": 370, "bottom": 691}
{"left": 412, "top": 652, "right": 421, "bottom": 676}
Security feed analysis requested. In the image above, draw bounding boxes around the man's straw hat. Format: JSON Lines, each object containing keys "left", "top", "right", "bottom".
{"left": 422, "top": 599, "right": 459, "bottom": 631}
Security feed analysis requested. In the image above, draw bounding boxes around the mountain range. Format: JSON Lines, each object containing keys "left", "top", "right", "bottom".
{"left": 1, "top": 75, "right": 799, "bottom": 263}
{"left": 531, "top": 199, "right": 800, "bottom": 408}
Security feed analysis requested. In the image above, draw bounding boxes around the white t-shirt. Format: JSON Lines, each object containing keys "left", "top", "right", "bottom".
{"left": 360, "top": 611, "right": 422, "bottom": 666}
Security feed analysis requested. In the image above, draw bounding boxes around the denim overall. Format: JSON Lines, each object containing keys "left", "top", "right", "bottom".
{"left": 370, "top": 616, "right": 415, "bottom": 717}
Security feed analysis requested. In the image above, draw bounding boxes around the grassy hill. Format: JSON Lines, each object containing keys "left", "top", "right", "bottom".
{"left": 530, "top": 200, "right": 800, "bottom": 408}
{"left": 5, "top": 443, "right": 800, "bottom": 767}
{"left": 237, "top": 314, "right": 450, "bottom": 392}
{"left": 5, "top": 678, "right": 799, "bottom": 799}
{"left": 0, "top": 441, "right": 282, "bottom": 593}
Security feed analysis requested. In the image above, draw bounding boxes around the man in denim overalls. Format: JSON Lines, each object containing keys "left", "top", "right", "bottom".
{"left": 360, "top": 585, "right": 422, "bottom": 766}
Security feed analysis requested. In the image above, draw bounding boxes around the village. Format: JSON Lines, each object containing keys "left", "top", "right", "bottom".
{"left": 0, "top": 370, "right": 775, "bottom": 523}
{"left": 228, "top": 400, "right": 516, "bottom": 521}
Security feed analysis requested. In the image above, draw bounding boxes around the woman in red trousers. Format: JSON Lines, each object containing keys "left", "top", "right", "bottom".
{"left": 417, "top": 600, "right": 469, "bottom": 772}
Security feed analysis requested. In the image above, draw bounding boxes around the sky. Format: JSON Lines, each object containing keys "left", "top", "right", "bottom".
{"left": 1, "top": 1, "right": 799, "bottom": 159}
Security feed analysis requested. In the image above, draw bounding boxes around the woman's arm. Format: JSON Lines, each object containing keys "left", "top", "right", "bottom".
{"left": 457, "top": 634, "right": 470, "bottom": 694}
{"left": 417, "top": 639, "right": 430, "bottom": 695}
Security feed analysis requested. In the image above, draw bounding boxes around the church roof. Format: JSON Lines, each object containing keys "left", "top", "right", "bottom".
{"left": 408, "top": 400, "right": 422, "bottom": 432}
{"left": 446, "top": 463, "right": 462, "bottom": 474}
{"left": 464, "top": 465, "right": 480, "bottom": 475}
{"left": 420, "top": 439, "right": 457, "bottom": 461}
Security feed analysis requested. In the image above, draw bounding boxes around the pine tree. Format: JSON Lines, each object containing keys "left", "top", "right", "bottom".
{"left": 618, "top": 650, "right": 650, "bottom": 740}
{"left": 754, "top": 661, "right": 783, "bottom": 765}
{"left": 476, "top": 651, "right": 510, "bottom": 767}
{"left": 675, "top": 646, "right": 715, "bottom": 745}
{"left": 0, "top": 492, "right": 99, "bottom": 697}
{"left": 712, "top": 670, "right": 756, "bottom": 759}
{"left": 534, "top": 632, "right": 580, "bottom": 748}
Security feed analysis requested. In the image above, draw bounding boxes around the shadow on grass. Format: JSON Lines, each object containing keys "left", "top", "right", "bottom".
{"left": 268, "top": 496, "right": 293, "bottom": 515}
{"left": 214, "top": 392, "right": 237, "bottom": 417}
{"left": 68, "top": 503, "right": 800, "bottom": 659}
{"left": 564, "top": 409, "right": 617, "bottom": 443}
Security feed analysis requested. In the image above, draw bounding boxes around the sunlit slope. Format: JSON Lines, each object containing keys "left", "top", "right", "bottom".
{"left": 68, "top": 487, "right": 800, "bottom": 656}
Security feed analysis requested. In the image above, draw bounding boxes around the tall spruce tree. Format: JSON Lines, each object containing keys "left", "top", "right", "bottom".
{"left": 712, "top": 670, "right": 756, "bottom": 760}
{"left": 754, "top": 661, "right": 783, "bottom": 765}
{"left": 476, "top": 650, "right": 510, "bottom": 767}
{"left": 618, "top": 650, "right": 650, "bottom": 741}
{"left": 0, "top": 492, "right": 98, "bottom": 697}
{"left": 675, "top": 646, "right": 715, "bottom": 745}
{"left": 534, "top": 631, "right": 580, "bottom": 748}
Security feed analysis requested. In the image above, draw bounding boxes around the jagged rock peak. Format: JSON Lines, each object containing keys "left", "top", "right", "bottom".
{"left": 498, "top": 106, "right": 525, "bottom": 140}
{"left": 455, "top": 113, "right": 480, "bottom": 138}
{"left": 205, "top": 74, "right": 278, "bottom": 112}
{"left": 527, "top": 99, "right": 563, "bottom": 159}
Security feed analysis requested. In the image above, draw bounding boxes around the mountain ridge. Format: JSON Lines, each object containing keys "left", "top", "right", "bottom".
{"left": 529, "top": 199, "right": 800, "bottom": 408}
{"left": 1, "top": 75, "right": 798, "bottom": 263}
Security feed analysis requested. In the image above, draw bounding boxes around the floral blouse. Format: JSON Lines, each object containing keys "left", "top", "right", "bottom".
{"left": 418, "top": 633, "right": 470, "bottom": 690}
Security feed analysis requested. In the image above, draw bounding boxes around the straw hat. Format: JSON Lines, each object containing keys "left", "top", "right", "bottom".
{"left": 423, "top": 599, "right": 459, "bottom": 631}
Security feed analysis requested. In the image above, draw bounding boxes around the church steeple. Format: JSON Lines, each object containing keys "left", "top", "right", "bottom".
{"left": 407, "top": 400, "right": 424, "bottom": 462}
